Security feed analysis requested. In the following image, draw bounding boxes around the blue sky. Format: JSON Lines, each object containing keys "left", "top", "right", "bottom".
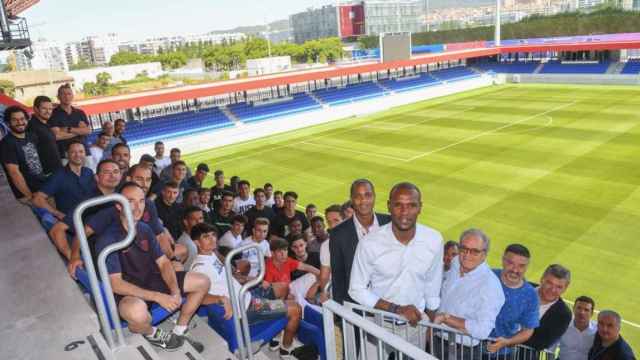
{"left": 23, "top": 0, "right": 330, "bottom": 43}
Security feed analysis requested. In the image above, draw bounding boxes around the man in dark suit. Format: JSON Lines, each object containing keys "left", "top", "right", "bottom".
{"left": 329, "top": 178, "right": 391, "bottom": 305}
{"left": 520, "top": 264, "right": 573, "bottom": 360}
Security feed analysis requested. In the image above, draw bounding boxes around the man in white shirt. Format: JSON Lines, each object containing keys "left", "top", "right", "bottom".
{"left": 433, "top": 228, "right": 505, "bottom": 359}
{"left": 330, "top": 179, "right": 391, "bottom": 306}
{"left": 218, "top": 215, "right": 246, "bottom": 250}
{"left": 557, "top": 296, "right": 597, "bottom": 360}
{"left": 350, "top": 182, "right": 443, "bottom": 326}
{"left": 85, "top": 132, "right": 110, "bottom": 173}
{"left": 232, "top": 180, "right": 255, "bottom": 215}
{"left": 239, "top": 217, "right": 272, "bottom": 278}
{"left": 153, "top": 141, "right": 171, "bottom": 176}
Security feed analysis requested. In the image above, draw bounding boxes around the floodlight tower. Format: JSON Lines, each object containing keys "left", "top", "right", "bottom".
{"left": 495, "top": 0, "right": 501, "bottom": 47}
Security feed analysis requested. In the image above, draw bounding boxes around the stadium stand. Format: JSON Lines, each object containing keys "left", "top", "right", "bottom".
{"left": 474, "top": 60, "right": 541, "bottom": 74}
{"left": 228, "top": 93, "right": 321, "bottom": 123}
{"left": 621, "top": 59, "right": 640, "bottom": 74}
{"left": 539, "top": 60, "right": 610, "bottom": 74}
{"left": 112, "top": 107, "right": 234, "bottom": 145}
{"left": 87, "top": 68, "right": 483, "bottom": 145}
{"left": 379, "top": 73, "right": 442, "bottom": 92}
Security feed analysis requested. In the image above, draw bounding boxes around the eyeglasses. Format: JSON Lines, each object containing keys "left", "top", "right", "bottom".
{"left": 459, "top": 246, "right": 486, "bottom": 256}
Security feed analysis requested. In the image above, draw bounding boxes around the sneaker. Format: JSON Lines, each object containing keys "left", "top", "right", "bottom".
{"left": 144, "top": 328, "right": 184, "bottom": 351}
{"left": 279, "top": 346, "right": 295, "bottom": 360}
{"left": 269, "top": 339, "right": 280, "bottom": 351}
{"left": 178, "top": 333, "right": 204, "bottom": 353}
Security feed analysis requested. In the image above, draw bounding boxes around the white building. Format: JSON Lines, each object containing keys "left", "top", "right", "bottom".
{"left": 66, "top": 34, "right": 120, "bottom": 66}
{"left": 69, "top": 62, "right": 164, "bottom": 89}
{"left": 247, "top": 56, "right": 292, "bottom": 76}
{"left": 575, "top": 0, "right": 606, "bottom": 9}
{"left": 28, "top": 40, "right": 69, "bottom": 72}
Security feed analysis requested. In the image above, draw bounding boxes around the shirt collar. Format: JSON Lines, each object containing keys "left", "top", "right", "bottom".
{"left": 353, "top": 213, "right": 379, "bottom": 238}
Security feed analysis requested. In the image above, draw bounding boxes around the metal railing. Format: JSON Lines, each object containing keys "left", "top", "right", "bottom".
{"left": 224, "top": 243, "right": 266, "bottom": 360}
{"left": 322, "top": 299, "right": 438, "bottom": 360}
{"left": 344, "top": 302, "right": 555, "bottom": 360}
{"left": 73, "top": 194, "right": 136, "bottom": 350}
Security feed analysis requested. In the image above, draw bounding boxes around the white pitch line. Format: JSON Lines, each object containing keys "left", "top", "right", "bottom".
{"left": 299, "top": 141, "right": 408, "bottom": 161}
{"left": 404, "top": 101, "right": 577, "bottom": 163}
{"left": 495, "top": 115, "right": 554, "bottom": 136}
{"left": 564, "top": 299, "right": 640, "bottom": 329}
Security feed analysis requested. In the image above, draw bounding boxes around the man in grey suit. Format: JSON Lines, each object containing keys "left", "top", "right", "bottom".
{"left": 329, "top": 178, "right": 391, "bottom": 305}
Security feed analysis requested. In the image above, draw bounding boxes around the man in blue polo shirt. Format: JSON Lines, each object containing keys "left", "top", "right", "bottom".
{"left": 93, "top": 182, "right": 209, "bottom": 352}
{"left": 49, "top": 84, "right": 90, "bottom": 159}
{"left": 32, "top": 140, "right": 95, "bottom": 220}
{"left": 49, "top": 159, "right": 121, "bottom": 261}
{"left": 486, "top": 244, "right": 539, "bottom": 358}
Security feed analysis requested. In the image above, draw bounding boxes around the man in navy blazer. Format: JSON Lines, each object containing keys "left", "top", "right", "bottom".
{"left": 329, "top": 179, "right": 391, "bottom": 305}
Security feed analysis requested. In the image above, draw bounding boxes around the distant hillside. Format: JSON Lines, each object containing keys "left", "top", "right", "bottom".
{"left": 208, "top": 19, "right": 290, "bottom": 36}
{"left": 359, "top": 8, "right": 640, "bottom": 48}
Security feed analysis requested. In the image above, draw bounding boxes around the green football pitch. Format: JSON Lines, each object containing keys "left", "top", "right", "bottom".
{"left": 185, "top": 83, "right": 640, "bottom": 349}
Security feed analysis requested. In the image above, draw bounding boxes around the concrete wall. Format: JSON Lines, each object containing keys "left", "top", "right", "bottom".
{"left": 69, "top": 62, "right": 164, "bottom": 89}
{"left": 507, "top": 73, "right": 640, "bottom": 86}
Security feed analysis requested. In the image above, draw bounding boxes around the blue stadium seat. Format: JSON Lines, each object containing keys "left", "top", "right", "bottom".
{"left": 89, "top": 107, "right": 234, "bottom": 146}
{"left": 539, "top": 60, "right": 610, "bottom": 74}
{"left": 206, "top": 303, "right": 287, "bottom": 354}
{"left": 621, "top": 59, "right": 640, "bottom": 74}
{"left": 228, "top": 93, "right": 321, "bottom": 123}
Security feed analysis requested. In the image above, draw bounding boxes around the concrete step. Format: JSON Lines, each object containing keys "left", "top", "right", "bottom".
{"left": 307, "top": 92, "right": 324, "bottom": 105}
{"left": 155, "top": 316, "right": 236, "bottom": 360}
{"left": 533, "top": 63, "right": 545, "bottom": 74}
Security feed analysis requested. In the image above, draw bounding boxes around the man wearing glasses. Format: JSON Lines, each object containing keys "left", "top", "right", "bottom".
{"left": 432, "top": 228, "right": 505, "bottom": 360}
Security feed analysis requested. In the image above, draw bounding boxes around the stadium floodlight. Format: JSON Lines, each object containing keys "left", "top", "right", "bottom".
{"left": 495, "top": 0, "right": 501, "bottom": 47}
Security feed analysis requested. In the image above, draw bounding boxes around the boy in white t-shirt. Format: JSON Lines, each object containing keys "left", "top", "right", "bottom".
{"left": 190, "top": 222, "right": 306, "bottom": 358}
{"left": 232, "top": 180, "right": 256, "bottom": 215}
{"left": 239, "top": 217, "right": 272, "bottom": 278}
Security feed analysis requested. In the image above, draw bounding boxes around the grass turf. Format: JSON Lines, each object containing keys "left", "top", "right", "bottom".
{"left": 185, "top": 83, "right": 640, "bottom": 350}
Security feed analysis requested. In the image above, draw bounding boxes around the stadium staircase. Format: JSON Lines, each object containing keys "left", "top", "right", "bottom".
{"left": 307, "top": 91, "right": 325, "bottom": 105}
{"left": 221, "top": 106, "right": 240, "bottom": 123}
{"left": 606, "top": 62, "right": 626, "bottom": 74}
{"left": 374, "top": 81, "right": 392, "bottom": 93}
{"left": 533, "top": 62, "right": 544, "bottom": 74}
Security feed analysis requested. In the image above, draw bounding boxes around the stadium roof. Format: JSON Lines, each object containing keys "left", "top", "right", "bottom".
{"left": 3, "top": 0, "right": 39, "bottom": 16}
{"left": 75, "top": 39, "right": 640, "bottom": 116}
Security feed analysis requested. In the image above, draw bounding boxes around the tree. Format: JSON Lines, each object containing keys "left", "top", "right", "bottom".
{"left": 0, "top": 80, "right": 15, "bottom": 97}
{"left": 69, "top": 58, "right": 94, "bottom": 70}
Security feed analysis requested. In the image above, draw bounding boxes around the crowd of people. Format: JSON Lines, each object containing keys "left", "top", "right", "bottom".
{"left": 0, "top": 84, "right": 636, "bottom": 360}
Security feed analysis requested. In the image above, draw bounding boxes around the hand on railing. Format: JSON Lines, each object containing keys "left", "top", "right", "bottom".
{"left": 486, "top": 337, "right": 510, "bottom": 353}
{"left": 397, "top": 305, "right": 423, "bottom": 327}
